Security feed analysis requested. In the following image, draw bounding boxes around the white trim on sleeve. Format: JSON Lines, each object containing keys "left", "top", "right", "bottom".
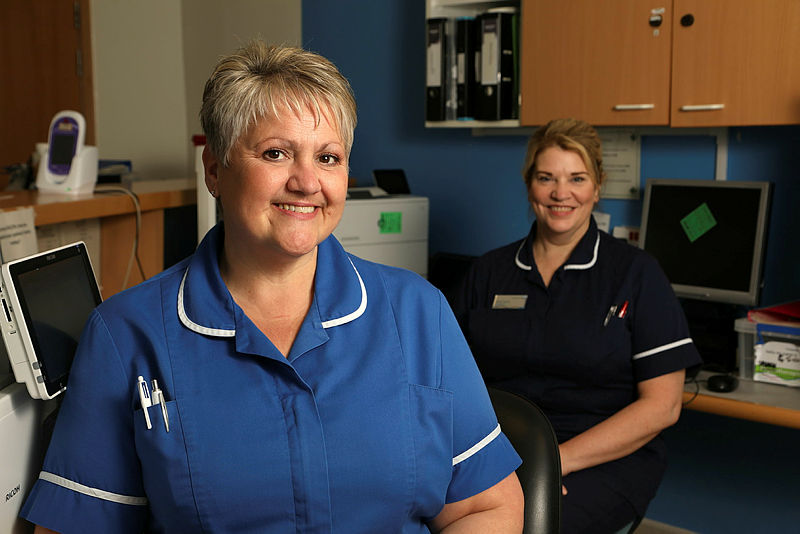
{"left": 452, "top": 424, "right": 502, "bottom": 466}
{"left": 39, "top": 471, "right": 148, "bottom": 506}
{"left": 632, "top": 337, "right": 693, "bottom": 360}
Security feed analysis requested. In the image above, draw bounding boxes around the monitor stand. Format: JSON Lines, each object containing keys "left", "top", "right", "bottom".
{"left": 680, "top": 299, "right": 741, "bottom": 374}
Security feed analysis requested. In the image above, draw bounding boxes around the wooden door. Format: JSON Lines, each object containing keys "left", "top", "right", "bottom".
{"left": 671, "top": 0, "right": 800, "bottom": 127}
{"left": 519, "top": 0, "right": 672, "bottom": 127}
{"left": 0, "top": 0, "right": 94, "bottom": 180}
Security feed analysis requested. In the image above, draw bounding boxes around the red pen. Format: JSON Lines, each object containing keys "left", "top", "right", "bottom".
{"left": 617, "top": 300, "right": 629, "bottom": 319}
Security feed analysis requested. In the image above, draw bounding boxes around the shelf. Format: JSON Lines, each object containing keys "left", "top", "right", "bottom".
{"left": 427, "top": 0, "right": 518, "bottom": 18}
{"left": 425, "top": 119, "right": 521, "bottom": 129}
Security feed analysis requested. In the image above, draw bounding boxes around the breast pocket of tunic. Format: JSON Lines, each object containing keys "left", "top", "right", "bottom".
{"left": 467, "top": 309, "right": 530, "bottom": 380}
{"left": 558, "top": 314, "right": 632, "bottom": 384}
{"left": 408, "top": 384, "right": 453, "bottom": 520}
{"left": 133, "top": 400, "right": 200, "bottom": 532}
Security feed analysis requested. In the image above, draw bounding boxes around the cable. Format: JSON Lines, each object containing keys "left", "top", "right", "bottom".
{"left": 93, "top": 185, "right": 143, "bottom": 292}
{"left": 682, "top": 374, "right": 700, "bottom": 406}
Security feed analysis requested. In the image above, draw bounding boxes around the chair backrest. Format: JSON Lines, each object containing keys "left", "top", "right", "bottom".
{"left": 488, "top": 386, "right": 562, "bottom": 534}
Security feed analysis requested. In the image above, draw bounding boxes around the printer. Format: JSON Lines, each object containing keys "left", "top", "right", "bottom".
{"left": 333, "top": 195, "right": 429, "bottom": 278}
{"left": 0, "top": 367, "right": 47, "bottom": 534}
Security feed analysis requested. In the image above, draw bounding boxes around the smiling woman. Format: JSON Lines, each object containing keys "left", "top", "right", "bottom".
{"left": 454, "top": 118, "right": 702, "bottom": 534}
{"left": 21, "top": 41, "right": 523, "bottom": 534}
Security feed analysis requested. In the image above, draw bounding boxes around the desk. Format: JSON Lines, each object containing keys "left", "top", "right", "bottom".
{"left": 683, "top": 370, "right": 800, "bottom": 429}
{"left": 0, "top": 182, "right": 196, "bottom": 300}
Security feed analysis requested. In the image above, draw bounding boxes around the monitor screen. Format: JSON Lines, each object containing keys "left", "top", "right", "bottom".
{"left": 639, "top": 179, "right": 771, "bottom": 306}
{"left": 4, "top": 243, "right": 101, "bottom": 398}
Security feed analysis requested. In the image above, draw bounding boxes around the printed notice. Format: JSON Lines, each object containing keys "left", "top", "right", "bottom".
{"left": 0, "top": 208, "right": 38, "bottom": 262}
{"left": 680, "top": 202, "right": 717, "bottom": 243}
{"left": 598, "top": 129, "right": 640, "bottom": 199}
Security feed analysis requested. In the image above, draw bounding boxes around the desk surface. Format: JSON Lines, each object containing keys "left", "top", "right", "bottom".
{"left": 0, "top": 180, "right": 196, "bottom": 226}
{"left": 683, "top": 370, "right": 800, "bottom": 429}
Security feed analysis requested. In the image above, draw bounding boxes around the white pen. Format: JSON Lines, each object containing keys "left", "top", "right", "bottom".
{"left": 603, "top": 305, "right": 618, "bottom": 327}
{"left": 137, "top": 376, "right": 152, "bottom": 429}
{"left": 151, "top": 379, "right": 169, "bottom": 433}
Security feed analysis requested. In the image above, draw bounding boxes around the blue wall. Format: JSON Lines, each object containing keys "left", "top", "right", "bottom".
{"left": 302, "top": 0, "right": 800, "bottom": 307}
{"left": 303, "top": 2, "right": 800, "bottom": 531}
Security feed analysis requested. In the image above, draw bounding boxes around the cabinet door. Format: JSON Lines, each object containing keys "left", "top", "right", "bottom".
{"left": 520, "top": 0, "right": 671, "bottom": 126}
{"left": 671, "top": 0, "right": 800, "bottom": 127}
{"left": 0, "top": 0, "right": 95, "bottom": 174}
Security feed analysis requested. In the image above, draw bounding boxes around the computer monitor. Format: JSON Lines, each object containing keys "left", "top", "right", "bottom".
{"left": 372, "top": 169, "right": 411, "bottom": 195}
{"left": 639, "top": 179, "right": 772, "bottom": 307}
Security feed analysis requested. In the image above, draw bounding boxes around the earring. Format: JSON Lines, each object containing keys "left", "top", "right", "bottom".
{"left": 211, "top": 188, "right": 217, "bottom": 198}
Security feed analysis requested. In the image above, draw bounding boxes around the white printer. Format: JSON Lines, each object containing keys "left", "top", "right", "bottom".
{"left": 0, "top": 377, "right": 47, "bottom": 534}
{"left": 334, "top": 196, "right": 429, "bottom": 278}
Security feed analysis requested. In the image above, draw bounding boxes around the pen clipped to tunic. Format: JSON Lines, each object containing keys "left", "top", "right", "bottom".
{"left": 603, "top": 300, "right": 630, "bottom": 326}
{"left": 151, "top": 379, "right": 170, "bottom": 432}
{"left": 137, "top": 376, "right": 152, "bottom": 429}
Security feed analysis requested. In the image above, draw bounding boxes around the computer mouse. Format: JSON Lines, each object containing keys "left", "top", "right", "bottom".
{"left": 706, "top": 374, "right": 739, "bottom": 393}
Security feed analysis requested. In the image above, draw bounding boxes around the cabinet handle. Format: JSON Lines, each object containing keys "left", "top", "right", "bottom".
{"left": 613, "top": 104, "right": 655, "bottom": 110}
{"left": 679, "top": 104, "right": 725, "bottom": 111}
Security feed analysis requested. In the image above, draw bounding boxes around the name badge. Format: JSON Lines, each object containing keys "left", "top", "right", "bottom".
{"left": 492, "top": 294, "right": 528, "bottom": 309}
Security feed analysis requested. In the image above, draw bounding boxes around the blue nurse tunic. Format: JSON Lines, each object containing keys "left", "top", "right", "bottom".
{"left": 453, "top": 217, "right": 702, "bottom": 530}
{"left": 21, "top": 224, "right": 521, "bottom": 534}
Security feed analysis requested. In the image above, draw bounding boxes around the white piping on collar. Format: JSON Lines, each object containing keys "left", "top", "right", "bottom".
{"left": 178, "top": 268, "right": 236, "bottom": 337}
{"left": 177, "top": 258, "right": 368, "bottom": 336}
{"left": 563, "top": 234, "right": 600, "bottom": 270}
{"left": 514, "top": 233, "right": 600, "bottom": 271}
{"left": 321, "top": 257, "right": 367, "bottom": 329}
{"left": 514, "top": 240, "right": 532, "bottom": 271}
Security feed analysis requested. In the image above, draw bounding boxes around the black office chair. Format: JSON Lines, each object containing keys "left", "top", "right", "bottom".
{"left": 488, "top": 386, "right": 562, "bottom": 534}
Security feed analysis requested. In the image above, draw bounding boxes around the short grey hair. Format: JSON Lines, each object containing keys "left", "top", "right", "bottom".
{"left": 200, "top": 41, "right": 357, "bottom": 166}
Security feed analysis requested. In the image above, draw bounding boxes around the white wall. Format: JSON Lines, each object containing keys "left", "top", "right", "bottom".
{"left": 90, "top": 0, "right": 301, "bottom": 180}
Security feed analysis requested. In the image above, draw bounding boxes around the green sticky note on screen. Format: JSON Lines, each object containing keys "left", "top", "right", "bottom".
{"left": 379, "top": 212, "right": 402, "bottom": 234}
{"left": 680, "top": 202, "right": 717, "bottom": 242}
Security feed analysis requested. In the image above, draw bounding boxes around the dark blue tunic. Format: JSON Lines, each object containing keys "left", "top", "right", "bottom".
{"left": 454, "top": 218, "right": 701, "bottom": 532}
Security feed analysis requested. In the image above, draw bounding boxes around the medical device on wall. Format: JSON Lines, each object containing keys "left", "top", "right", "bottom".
{"left": 35, "top": 110, "right": 98, "bottom": 195}
{"left": 0, "top": 242, "right": 102, "bottom": 400}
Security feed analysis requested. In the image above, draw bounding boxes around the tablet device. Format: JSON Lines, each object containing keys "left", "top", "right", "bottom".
{"left": 0, "top": 242, "right": 101, "bottom": 400}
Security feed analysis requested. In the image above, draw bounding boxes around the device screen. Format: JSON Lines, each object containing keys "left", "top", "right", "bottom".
{"left": 10, "top": 245, "right": 101, "bottom": 396}
{"left": 50, "top": 132, "right": 77, "bottom": 166}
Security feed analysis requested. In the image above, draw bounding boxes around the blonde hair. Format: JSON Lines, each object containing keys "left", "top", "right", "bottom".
{"left": 200, "top": 41, "right": 357, "bottom": 166}
{"left": 522, "top": 118, "right": 605, "bottom": 189}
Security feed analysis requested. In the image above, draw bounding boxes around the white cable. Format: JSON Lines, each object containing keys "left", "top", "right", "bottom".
{"left": 94, "top": 185, "right": 142, "bottom": 292}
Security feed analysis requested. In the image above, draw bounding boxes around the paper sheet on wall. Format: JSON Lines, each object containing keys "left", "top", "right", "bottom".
{"left": 36, "top": 219, "right": 101, "bottom": 282}
{"left": 599, "top": 129, "right": 640, "bottom": 199}
{"left": 0, "top": 207, "right": 38, "bottom": 263}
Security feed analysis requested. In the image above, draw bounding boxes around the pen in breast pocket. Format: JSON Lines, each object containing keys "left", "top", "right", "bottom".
{"left": 137, "top": 376, "right": 152, "bottom": 429}
{"left": 603, "top": 300, "right": 630, "bottom": 327}
{"left": 151, "top": 379, "right": 170, "bottom": 433}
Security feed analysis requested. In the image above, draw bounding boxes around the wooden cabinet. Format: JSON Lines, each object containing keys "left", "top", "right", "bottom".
{"left": 670, "top": 0, "right": 800, "bottom": 127}
{"left": 520, "top": 0, "right": 671, "bottom": 126}
{"left": 519, "top": 0, "right": 800, "bottom": 127}
{"left": 0, "top": 0, "right": 95, "bottom": 174}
